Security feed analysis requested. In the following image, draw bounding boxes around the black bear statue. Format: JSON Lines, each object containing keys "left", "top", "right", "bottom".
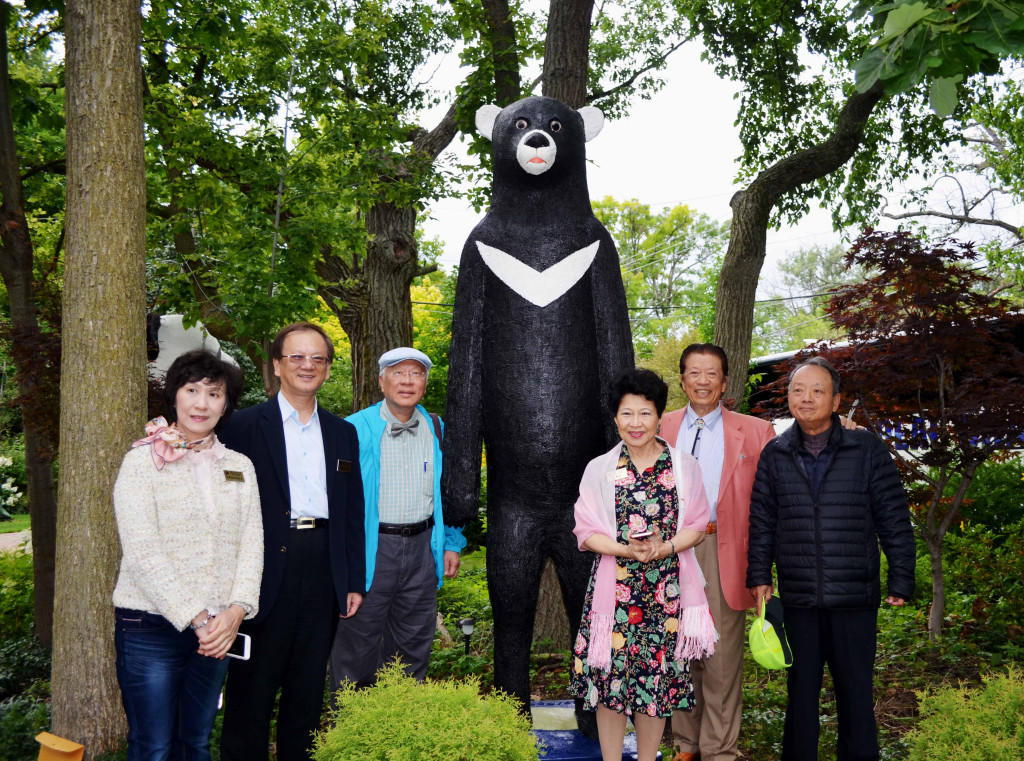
{"left": 442, "top": 96, "right": 634, "bottom": 725}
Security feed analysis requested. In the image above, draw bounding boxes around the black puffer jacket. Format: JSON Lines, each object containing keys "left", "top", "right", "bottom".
{"left": 746, "top": 415, "right": 916, "bottom": 609}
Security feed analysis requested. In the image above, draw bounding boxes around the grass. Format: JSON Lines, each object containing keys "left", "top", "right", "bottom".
{"left": 0, "top": 513, "right": 30, "bottom": 535}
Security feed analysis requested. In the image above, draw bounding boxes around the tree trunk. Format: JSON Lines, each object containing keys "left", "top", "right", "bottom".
{"left": 532, "top": 559, "right": 571, "bottom": 650}
{"left": 714, "top": 83, "right": 886, "bottom": 405}
{"left": 317, "top": 109, "right": 457, "bottom": 411}
{"left": 481, "top": 0, "right": 522, "bottom": 105}
{"left": 542, "top": 0, "right": 594, "bottom": 108}
{"left": 0, "top": 0, "right": 60, "bottom": 647}
{"left": 53, "top": 0, "right": 147, "bottom": 754}
{"left": 319, "top": 201, "right": 418, "bottom": 412}
{"left": 925, "top": 532, "right": 944, "bottom": 641}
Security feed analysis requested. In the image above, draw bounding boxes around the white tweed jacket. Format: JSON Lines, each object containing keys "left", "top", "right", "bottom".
{"left": 112, "top": 443, "right": 263, "bottom": 631}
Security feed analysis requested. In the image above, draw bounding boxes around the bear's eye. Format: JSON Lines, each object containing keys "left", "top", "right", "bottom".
{"left": 515, "top": 118, "right": 528, "bottom": 130}
{"left": 549, "top": 119, "right": 562, "bottom": 132}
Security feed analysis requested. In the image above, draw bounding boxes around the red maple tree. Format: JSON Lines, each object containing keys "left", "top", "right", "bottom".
{"left": 756, "top": 230, "right": 1024, "bottom": 639}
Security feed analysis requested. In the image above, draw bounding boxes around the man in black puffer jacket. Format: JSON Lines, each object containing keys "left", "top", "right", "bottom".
{"left": 746, "top": 357, "right": 915, "bottom": 761}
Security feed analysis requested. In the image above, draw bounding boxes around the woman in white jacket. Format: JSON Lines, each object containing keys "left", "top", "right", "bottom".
{"left": 112, "top": 350, "right": 262, "bottom": 761}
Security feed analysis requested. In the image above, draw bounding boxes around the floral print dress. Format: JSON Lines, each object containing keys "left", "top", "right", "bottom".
{"left": 570, "top": 446, "right": 694, "bottom": 718}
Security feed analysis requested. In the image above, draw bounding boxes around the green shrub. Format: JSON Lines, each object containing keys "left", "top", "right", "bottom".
{"left": 0, "top": 441, "right": 28, "bottom": 515}
{"left": 436, "top": 559, "right": 491, "bottom": 627}
{"left": 313, "top": 660, "right": 539, "bottom": 761}
{"left": 941, "top": 519, "right": 1024, "bottom": 657}
{"left": 0, "top": 636, "right": 49, "bottom": 702}
{"left": 0, "top": 550, "right": 34, "bottom": 638}
{"left": 906, "top": 668, "right": 1024, "bottom": 760}
{"left": 0, "top": 682, "right": 51, "bottom": 761}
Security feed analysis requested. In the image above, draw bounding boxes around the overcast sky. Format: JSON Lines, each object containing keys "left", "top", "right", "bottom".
{"left": 416, "top": 41, "right": 1024, "bottom": 302}
{"left": 418, "top": 43, "right": 849, "bottom": 297}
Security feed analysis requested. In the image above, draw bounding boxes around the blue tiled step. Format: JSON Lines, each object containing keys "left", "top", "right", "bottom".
{"left": 531, "top": 701, "right": 663, "bottom": 761}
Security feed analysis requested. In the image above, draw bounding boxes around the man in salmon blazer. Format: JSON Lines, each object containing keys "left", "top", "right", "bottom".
{"left": 659, "top": 343, "right": 774, "bottom": 761}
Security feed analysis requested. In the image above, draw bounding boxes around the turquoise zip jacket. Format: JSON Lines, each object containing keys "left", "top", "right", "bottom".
{"left": 346, "top": 402, "right": 467, "bottom": 590}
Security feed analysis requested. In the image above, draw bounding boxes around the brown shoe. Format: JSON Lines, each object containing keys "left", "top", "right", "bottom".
{"left": 671, "top": 752, "right": 699, "bottom": 761}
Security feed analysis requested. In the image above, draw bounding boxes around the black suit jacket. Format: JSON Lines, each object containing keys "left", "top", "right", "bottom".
{"left": 220, "top": 394, "right": 366, "bottom": 622}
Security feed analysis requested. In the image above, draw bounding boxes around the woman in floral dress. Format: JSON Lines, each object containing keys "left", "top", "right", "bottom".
{"left": 571, "top": 368, "right": 716, "bottom": 761}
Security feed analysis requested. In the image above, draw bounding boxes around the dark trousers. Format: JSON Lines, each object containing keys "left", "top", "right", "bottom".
{"left": 114, "top": 609, "right": 229, "bottom": 761}
{"left": 782, "top": 606, "right": 879, "bottom": 761}
{"left": 220, "top": 528, "right": 338, "bottom": 761}
{"left": 329, "top": 530, "right": 437, "bottom": 694}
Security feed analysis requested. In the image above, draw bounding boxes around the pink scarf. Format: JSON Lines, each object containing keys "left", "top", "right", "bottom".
{"left": 573, "top": 441, "right": 718, "bottom": 671}
{"left": 132, "top": 416, "right": 216, "bottom": 470}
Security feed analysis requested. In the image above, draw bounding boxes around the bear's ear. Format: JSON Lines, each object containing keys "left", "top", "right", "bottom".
{"left": 578, "top": 106, "right": 604, "bottom": 142}
{"left": 476, "top": 105, "right": 502, "bottom": 141}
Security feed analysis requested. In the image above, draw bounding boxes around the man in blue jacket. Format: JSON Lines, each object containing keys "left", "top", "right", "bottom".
{"left": 747, "top": 357, "right": 915, "bottom": 761}
{"left": 330, "top": 347, "right": 466, "bottom": 692}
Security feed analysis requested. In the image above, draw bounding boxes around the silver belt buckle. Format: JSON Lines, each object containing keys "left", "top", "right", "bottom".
{"left": 296, "top": 516, "right": 316, "bottom": 530}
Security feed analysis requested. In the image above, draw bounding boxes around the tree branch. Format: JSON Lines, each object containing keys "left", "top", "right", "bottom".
{"left": 21, "top": 158, "right": 66, "bottom": 181}
{"left": 586, "top": 39, "right": 687, "bottom": 105}
{"left": 881, "top": 208, "right": 1023, "bottom": 239}
{"left": 412, "top": 104, "right": 458, "bottom": 161}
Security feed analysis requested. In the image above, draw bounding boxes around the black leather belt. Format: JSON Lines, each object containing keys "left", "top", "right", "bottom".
{"left": 290, "top": 517, "right": 329, "bottom": 529}
{"left": 378, "top": 516, "right": 434, "bottom": 537}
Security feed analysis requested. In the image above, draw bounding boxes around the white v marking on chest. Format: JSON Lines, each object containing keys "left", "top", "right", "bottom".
{"left": 476, "top": 240, "right": 600, "bottom": 307}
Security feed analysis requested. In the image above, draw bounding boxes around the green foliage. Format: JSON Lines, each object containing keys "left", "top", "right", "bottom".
{"left": 755, "top": 244, "right": 866, "bottom": 354}
{"left": 906, "top": 668, "right": 1024, "bottom": 760}
{"left": 591, "top": 197, "right": 728, "bottom": 358}
{"left": 0, "top": 682, "right": 51, "bottom": 761}
{"left": 853, "top": 0, "right": 1024, "bottom": 116}
{"left": 0, "top": 636, "right": 50, "bottom": 703}
{"left": 942, "top": 519, "right": 1024, "bottom": 657}
{"left": 436, "top": 555, "right": 491, "bottom": 626}
{"left": 0, "top": 441, "right": 28, "bottom": 514}
{"left": 949, "top": 459, "right": 1024, "bottom": 529}
{"left": 411, "top": 265, "right": 455, "bottom": 415}
{"left": 0, "top": 551, "right": 34, "bottom": 639}
{"left": 313, "top": 660, "right": 538, "bottom": 761}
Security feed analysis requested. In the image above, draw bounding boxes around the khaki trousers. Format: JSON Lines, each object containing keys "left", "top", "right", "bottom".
{"left": 672, "top": 533, "right": 747, "bottom": 760}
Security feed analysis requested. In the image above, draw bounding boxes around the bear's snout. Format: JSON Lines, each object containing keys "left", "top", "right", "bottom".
{"left": 516, "top": 128, "right": 558, "bottom": 176}
{"left": 524, "top": 133, "right": 550, "bottom": 149}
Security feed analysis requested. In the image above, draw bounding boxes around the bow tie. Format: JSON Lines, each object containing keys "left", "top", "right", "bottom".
{"left": 390, "top": 419, "right": 420, "bottom": 437}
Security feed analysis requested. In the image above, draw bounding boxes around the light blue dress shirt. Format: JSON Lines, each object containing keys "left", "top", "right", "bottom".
{"left": 278, "top": 393, "right": 329, "bottom": 520}
{"left": 676, "top": 404, "right": 724, "bottom": 523}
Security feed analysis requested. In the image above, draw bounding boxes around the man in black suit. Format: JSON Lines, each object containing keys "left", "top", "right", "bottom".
{"left": 219, "top": 322, "right": 365, "bottom": 761}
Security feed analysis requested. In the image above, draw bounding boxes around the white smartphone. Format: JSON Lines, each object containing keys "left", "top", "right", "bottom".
{"left": 226, "top": 633, "right": 251, "bottom": 661}
{"left": 630, "top": 529, "right": 653, "bottom": 539}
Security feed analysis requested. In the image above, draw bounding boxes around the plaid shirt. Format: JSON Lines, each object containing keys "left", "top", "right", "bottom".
{"left": 377, "top": 402, "right": 435, "bottom": 524}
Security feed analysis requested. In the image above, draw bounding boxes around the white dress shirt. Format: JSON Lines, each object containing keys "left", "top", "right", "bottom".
{"left": 675, "top": 404, "right": 724, "bottom": 523}
{"left": 278, "top": 393, "right": 329, "bottom": 520}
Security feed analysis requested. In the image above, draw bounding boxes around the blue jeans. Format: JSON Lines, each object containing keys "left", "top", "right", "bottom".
{"left": 114, "top": 608, "right": 229, "bottom": 761}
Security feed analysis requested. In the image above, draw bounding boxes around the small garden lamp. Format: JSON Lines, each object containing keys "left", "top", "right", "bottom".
{"left": 458, "top": 617, "right": 475, "bottom": 655}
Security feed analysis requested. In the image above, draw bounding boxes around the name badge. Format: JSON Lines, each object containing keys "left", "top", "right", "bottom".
{"left": 224, "top": 470, "right": 245, "bottom": 482}
{"left": 607, "top": 467, "right": 629, "bottom": 483}
{"left": 337, "top": 459, "right": 352, "bottom": 473}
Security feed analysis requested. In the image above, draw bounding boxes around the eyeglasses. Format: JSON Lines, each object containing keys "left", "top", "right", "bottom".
{"left": 284, "top": 354, "right": 329, "bottom": 367}
{"left": 387, "top": 369, "right": 426, "bottom": 380}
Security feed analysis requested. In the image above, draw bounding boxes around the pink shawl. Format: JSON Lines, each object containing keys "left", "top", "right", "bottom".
{"left": 573, "top": 441, "right": 718, "bottom": 671}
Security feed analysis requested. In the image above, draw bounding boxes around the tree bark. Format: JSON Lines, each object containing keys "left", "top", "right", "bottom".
{"left": 925, "top": 532, "right": 944, "bottom": 642}
{"left": 0, "top": 0, "right": 60, "bottom": 647}
{"left": 481, "top": 0, "right": 522, "bottom": 105}
{"left": 53, "top": 0, "right": 147, "bottom": 754}
{"left": 317, "top": 107, "right": 457, "bottom": 411}
{"left": 532, "top": 559, "right": 571, "bottom": 650}
{"left": 542, "top": 0, "right": 594, "bottom": 108}
{"left": 714, "top": 82, "right": 886, "bottom": 405}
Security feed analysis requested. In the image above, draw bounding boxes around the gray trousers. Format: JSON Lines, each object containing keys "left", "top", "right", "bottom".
{"left": 329, "top": 530, "right": 437, "bottom": 696}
